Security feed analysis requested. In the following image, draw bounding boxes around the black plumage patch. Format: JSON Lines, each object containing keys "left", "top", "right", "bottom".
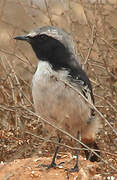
{"left": 29, "top": 34, "right": 71, "bottom": 68}
{"left": 68, "top": 66, "right": 94, "bottom": 103}
{"left": 29, "top": 34, "right": 94, "bottom": 103}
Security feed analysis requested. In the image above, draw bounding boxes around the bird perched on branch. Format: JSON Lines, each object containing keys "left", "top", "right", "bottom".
{"left": 14, "top": 26, "right": 101, "bottom": 172}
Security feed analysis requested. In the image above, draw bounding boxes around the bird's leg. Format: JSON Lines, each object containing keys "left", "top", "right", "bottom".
{"left": 69, "top": 149, "right": 79, "bottom": 172}
{"left": 47, "top": 136, "right": 61, "bottom": 169}
{"left": 39, "top": 136, "right": 61, "bottom": 169}
{"left": 66, "top": 132, "right": 81, "bottom": 172}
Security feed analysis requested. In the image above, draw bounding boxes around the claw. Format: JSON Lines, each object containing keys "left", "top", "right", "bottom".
{"left": 65, "top": 164, "right": 79, "bottom": 173}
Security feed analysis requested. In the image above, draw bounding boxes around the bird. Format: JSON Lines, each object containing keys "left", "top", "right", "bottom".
{"left": 14, "top": 26, "right": 101, "bottom": 172}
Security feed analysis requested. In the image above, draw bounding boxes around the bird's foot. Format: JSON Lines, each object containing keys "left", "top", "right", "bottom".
{"left": 65, "top": 164, "right": 79, "bottom": 173}
{"left": 38, "top": 162, "right": 56, "bottom": 169}
{"left": 39, "top": 161, "right": 65, "bottom": 170}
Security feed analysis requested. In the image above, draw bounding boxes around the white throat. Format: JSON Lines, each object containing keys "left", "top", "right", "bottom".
{"left": 33, "top": 61, "right": 69, "bottom": 83}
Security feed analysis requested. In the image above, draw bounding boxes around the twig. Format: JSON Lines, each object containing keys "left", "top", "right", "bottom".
{"left": 0, "top": 48, "right": 35, "bottom": 70}
{"left": 1, "top": 57, "right": 15, "bottom": 103}
{"left": 44, "top": 0, "right": 53, "bottom": 26}
{"left": 26, "top": 131, "right": 117, "bottom": 158}
{"left": 83, "top": 24, "right": 96, "bottom": 66}
{"left": 6, "top": 59, "right": 25, "bottom": 105}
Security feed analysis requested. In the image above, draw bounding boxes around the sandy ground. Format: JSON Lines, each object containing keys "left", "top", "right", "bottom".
{"left": 0, "top": 154, "right": 102, "bottom": 180}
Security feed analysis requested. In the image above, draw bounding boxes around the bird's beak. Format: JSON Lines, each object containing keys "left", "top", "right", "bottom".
{"left": 14, "top": 35, "right": 30, "bottom": 42}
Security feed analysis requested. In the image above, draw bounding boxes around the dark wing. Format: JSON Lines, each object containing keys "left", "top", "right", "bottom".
{"left": 68, "top": 65, "right": 95, "bottom": 117}
{"left": 68, "top": 63, "right": 94, "bottom": 104}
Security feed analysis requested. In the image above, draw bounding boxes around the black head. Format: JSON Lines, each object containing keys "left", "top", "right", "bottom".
{"left": 14, "top": 26, "right": 79, "bottom": 71}
{"left": 14, "top": 33, "right": 78, "bottom": 71}
{"left": 29, "top": 34, "right": 73, "bottom": 70}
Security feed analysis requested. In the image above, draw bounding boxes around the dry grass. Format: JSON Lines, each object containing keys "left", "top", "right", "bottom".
{"left": 0, "top": 0, "right": 117, "bottom": 178}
